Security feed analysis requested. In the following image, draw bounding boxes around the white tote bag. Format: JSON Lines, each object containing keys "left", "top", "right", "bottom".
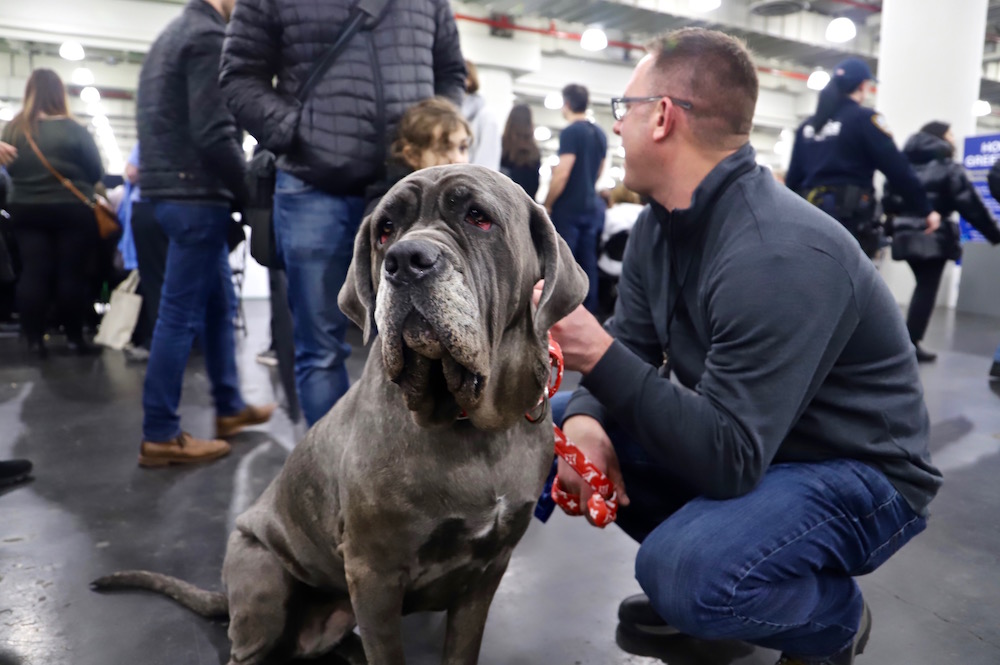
{"left": 95, "top": 270, "right": 143, "bottom": 350}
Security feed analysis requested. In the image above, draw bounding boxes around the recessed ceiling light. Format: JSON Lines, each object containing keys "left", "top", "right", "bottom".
{"left": 59, "top": 41, "right": 85, "bottom": 61}
{"left": 826, "top": 17, "right": 857, "bottom": 43}
{"left": 807, "top": 69, "right": 831, "bottom": 91}
{"left": 72, "top": 67, "right": 95, "bottom": 86}
{"left": 580, "top": 28, "right": 608, "bottom": 52}
{"left": 544, "top": 92, "right": 563, "bottom": 110}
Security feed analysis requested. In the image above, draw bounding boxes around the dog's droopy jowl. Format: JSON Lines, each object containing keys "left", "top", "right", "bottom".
{"left": 93, "top": 164, "right": 589, "bottom": 665}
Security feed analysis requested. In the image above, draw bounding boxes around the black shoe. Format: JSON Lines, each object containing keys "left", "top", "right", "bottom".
{"left": 990, "top": 361, "right": 1000, "bottom": 379}
{"left": 618, "top": 594, "right": 682, "bottom": 637}
{"left": 68, "top": 338, "right": 102, "bottom": 356}
{"left": 914, "top": 344, "right": 937, "bottom": 363}
{"left": 0, "top": 459, "right": 32, "bottom": 487}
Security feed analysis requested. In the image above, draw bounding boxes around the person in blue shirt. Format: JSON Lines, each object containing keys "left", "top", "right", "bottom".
{"left": 544, "top": 84, "right": 608, "bottom": 313}
{"left": 786, "top": 58, "right": 940, "bottom": 257}
{"left": 117, "top": 143, "right": 141, "bottom": 272}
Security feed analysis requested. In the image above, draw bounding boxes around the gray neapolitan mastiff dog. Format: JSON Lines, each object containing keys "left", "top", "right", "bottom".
{"left": 94, "top": 164, "right": 589, "bottom": 664}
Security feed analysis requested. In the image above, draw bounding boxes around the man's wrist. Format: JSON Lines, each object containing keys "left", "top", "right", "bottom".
{"left": 579, "top": 332, "right": 614, "bottom": 375}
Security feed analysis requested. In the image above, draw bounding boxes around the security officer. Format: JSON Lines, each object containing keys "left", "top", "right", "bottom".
{"left": 786, "top": 58, "right": 940, "bottom": 257}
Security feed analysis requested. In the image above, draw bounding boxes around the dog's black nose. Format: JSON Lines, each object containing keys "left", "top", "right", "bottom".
{"left": 384, "top": 239, "right": 442, "bottom": 285}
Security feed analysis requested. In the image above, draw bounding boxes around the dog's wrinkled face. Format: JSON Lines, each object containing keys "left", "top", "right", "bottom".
{"left": 339, "top": 165, "right": 587, "bottom": 430}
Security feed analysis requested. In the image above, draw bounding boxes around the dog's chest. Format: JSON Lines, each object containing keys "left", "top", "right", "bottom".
{"left": 403, "top": 495, "right": 535, "bottom": 612}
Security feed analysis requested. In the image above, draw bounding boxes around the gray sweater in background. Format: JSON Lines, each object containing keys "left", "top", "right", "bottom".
{"left": 1, "top": 118, "right": 103, "bottom": 206}
{"left": 565, "top": 143, "right": 942, "bottom": 515}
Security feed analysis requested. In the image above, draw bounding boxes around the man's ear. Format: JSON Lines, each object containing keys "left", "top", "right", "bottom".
{"left": 337, "top": 214, "right": 376, "bottom": 343}
{"left": 529, "top": 202, "right": 588, "bottom": 338}
{"left": 653, "top": 97, "right": 684, "bottom": 142}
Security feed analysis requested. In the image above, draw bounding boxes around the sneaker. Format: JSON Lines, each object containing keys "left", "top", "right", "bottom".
{"left": 123, "top": 344, "right": 150, "bottom": 363}
{"left": 255, "top": 349, "right": 278, "bottom": 367}
{"left": 138, "top": 432, "right": 231, "bottom": 468}
{"left": 776, "top": 600, "right": 872, "bottom": 665}
{"left": 617, "top": 593, "right": 683, "bottom": 637}
{"left": 216, "top": 403, "right": 277, "bottom": 438}
{"left": 0, "top": 459, "right": 33, "bottom": 487}
{"left": 914, "top": 344, "right": 937, "bottom": 363}
{"left": 990, "top": 361, "right": 1000, "bottom": 379}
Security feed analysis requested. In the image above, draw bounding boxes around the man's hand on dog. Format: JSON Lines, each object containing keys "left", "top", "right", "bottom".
{"left": 534, "top": 282, "right": 629, "bottom": 520}
{"left": 533, "top": 282, "right": 613, "bottom": 375}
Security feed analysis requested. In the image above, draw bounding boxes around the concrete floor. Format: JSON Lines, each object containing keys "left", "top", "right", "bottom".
{"left": 1, "top": 300, "right": 999, "bottom": 665}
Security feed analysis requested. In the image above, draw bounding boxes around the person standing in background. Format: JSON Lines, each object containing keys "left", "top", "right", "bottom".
{"left": 884, "top": 121, "right": 1000, "bottom": 363}
{"left": 136, "top": 0, "right": 274, "bottom": 468}
{"left": 220, "top": 0, "right": 465, "bottom": 427}
{"left": 500, "top": 103, "right": 542, "bottom": 199}
{"left": 0, "top": 69, "right": 104, "bottom": 358}
{"left": 363, "top": 97, "right": 471, "bottom": 214}
{"left": 544, "top": 84, "right": 607, "bottom": 313}
{"left": 461, "top": 60, "right": 501, "bottom": 171}
{"left": 786, "top": 58, "right": 940, "bottom": 257}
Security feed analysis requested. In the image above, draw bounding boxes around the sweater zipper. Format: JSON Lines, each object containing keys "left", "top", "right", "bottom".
{"left": 367, "top": 33, "right": 387, "bottom": 176}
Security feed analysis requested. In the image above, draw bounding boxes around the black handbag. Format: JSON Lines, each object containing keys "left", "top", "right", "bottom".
{"left": 246, "top": 0, "right": 389, "bottom": 269}
{"left": 890, "top": 216, "right": 961, "bottom": 262}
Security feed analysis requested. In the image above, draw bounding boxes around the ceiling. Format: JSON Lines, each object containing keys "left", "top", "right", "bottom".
{"left": 463, "top": 0, "right": 1000, "bottom": 107}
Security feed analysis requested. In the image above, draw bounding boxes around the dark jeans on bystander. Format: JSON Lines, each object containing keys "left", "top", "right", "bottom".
{"left": 8, "top": 201, "right": 99, "bottom": 343}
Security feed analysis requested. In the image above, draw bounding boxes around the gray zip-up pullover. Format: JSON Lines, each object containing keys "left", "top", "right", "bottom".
{"left": 565, "top": 143, "right": 942, "bottom": 515}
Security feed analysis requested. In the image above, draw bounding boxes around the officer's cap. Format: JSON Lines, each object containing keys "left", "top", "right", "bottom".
{"left": 833, "top": 58, "right": 876, "bottom": 93}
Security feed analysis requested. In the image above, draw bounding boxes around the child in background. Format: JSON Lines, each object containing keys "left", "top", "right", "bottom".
{"left": 364, "top": 97, "right": 472, "bottom": 214}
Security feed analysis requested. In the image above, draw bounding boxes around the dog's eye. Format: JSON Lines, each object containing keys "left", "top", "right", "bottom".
{"left": 464, "top": 208, "right": 492, "bottom": 231}
{"left": 378, "top": 219, "right": 394, "bottom": 245}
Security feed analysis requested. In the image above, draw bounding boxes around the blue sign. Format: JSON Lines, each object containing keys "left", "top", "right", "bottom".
{"left": 961, "top": 133, "right": 1000, "bottom": 242}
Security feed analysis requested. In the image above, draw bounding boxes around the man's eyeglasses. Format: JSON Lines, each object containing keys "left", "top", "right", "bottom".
{"left": 611, "top": 96, "right": 693, "bottom": 121}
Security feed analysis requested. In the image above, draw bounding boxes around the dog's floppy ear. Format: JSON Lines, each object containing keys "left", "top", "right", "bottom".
{"left": 529, "top": 202, "right": 589, "bottom": 338}
{"left": 338, "top": 214, "right": 375, "bottom": 344}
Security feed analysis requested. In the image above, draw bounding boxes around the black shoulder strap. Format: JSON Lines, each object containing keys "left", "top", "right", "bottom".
{"left": 295, "top": 0, "right": 391, "bottom": 102}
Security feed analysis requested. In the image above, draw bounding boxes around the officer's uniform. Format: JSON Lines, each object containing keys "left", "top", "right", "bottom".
{"left": 786, "top": 99, "right": 931, "bottom": 257}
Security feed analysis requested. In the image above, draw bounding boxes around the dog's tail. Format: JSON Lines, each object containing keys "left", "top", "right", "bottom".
{"left": 91, "top": 571, "right": 228, "bottom": 618}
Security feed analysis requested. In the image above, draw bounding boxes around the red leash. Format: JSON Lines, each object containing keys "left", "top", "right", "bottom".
{"left": 532, "top": 337, "right": 618, "bottom": 528}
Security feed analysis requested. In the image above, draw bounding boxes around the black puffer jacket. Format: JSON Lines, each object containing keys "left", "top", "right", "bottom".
{"left": 137, "top": 0, "right": 248, "bottom": 205}
{"left": 219, "top": 0, "right": 466, "bottom": 197}
{"left": 884, "top": 131, "right": 1000, "bottom": 252}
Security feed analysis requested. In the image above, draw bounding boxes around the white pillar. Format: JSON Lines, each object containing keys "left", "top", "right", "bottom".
{"left": 875, "top": 0, "right": 989, "bottom": 307}
{"left": 474, "top": 66, "right": 514, "bottom": 135}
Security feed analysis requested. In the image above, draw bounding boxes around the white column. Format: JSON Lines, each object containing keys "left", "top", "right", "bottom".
{"left": 474, "top": 66, "right": 514, "bottom": 136}
{"left": 875, "top": 0, "right": 989, "bottom": 307}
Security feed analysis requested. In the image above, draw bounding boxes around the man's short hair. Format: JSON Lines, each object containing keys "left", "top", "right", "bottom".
{"left": 562, "top": 84, "right": 589, "bottom": 113}
{"left": 646, "top": 28, "right": 758, "bottom": 149}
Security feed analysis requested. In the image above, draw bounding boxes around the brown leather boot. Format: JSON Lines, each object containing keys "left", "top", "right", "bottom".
{"left": 215, "top": 403, "right": 277, "bottom": 438}
{"left": 138, "top": 432, "right": 231, "bottom": 468}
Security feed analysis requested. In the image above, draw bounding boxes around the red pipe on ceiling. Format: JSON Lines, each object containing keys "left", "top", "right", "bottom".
{"left": 454, "top": 13, "right": 812, "bottom": 82}
{"left": 827, "top": 0, "right": 881, "bottom": 12}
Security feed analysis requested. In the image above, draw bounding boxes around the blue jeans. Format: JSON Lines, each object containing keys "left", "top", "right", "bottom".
{"left": 551, "top": 392, "right": 927, "bottom": 659}
{"left": 552, "top": 209, "right": 602, "bottom": 313}
{"left": 143, "top": 201, "right": 245, "bottom": 441}
{"left": 273, "top": 171, "right": 365, "bottom": 426}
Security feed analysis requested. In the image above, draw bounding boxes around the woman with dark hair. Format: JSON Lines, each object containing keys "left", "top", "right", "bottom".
{"left": 884, "top": 121, "right": 1000, "bottom": 362}
{"left": 500, "top": 103, "right": 542, "bottom": 199}
{"left": 786, "top": 58, "right": 940, "bottom": 257}
{"left": 0, "top": 68, "right": 104, "bottom": 357}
